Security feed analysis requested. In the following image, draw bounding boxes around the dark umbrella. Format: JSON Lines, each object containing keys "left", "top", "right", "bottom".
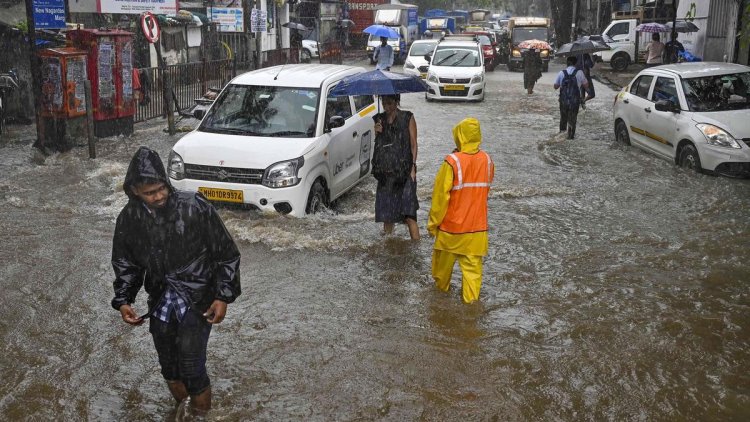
{"left": 329, "top": 69, "right": 428, "bottom": 112}
{"left": 282, "top": 22, "right": 308, "bottom": 31}
{"left": 666, "top": 20, "right": 699, "bottom": 33}
{"left": 554, "top": 39, "right": 610, "bottom": 56}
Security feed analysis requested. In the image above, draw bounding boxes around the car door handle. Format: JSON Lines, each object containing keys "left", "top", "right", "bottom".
{"left": 644, "top": 107, "right": 651, "bottom": 113}
{"left": 352, "top": 131, "right": 358, "bottom": 138}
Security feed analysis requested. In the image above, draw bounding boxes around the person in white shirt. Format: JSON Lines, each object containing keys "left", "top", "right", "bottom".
{"left": 645, "top": 33, "right": 665, "bottom": 67}
{"left": 373, "top": 36, "right": 394, "bottom": 71}
{"left": 553, "top": 56, "right": 590, "bottom": 139}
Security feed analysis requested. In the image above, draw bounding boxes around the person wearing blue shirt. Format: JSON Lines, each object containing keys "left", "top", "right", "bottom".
{"left": 373, "top": 36, "right": 394, "bottom": 71}
{"left": 554, "top": 56, "right": 590, "bottom": 139}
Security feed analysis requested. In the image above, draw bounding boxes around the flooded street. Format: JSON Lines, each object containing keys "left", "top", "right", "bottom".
{"left": 1, "top": 60, "right": 749, "bottom": 420}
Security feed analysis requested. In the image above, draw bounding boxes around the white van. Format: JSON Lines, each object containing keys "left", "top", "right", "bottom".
{"left": 168, "top": 64, "right": 377, "bottom": 216}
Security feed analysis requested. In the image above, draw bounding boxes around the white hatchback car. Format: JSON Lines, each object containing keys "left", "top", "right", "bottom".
{"left": 403, "top": 39, "right": 438, "bottom": 79}
{"left": 168, "top": 64, "right": 377, "bottom": 216}
{"left": 613, "top": 62, "right": 750, "bottom": 177}
{"left": 424, "top": 36, "right": 486, "bottom": 102}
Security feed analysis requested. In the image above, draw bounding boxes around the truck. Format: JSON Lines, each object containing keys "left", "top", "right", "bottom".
{"left": 446, "top": 10, "right": 469, "bottom": 31}
{"left": 346, "top": 0, "right": 391, "bottom": 48}
{"left": 592, "top": 9, "right": 668, "bottom": 71}
{"left": 366, "top": 3, "right": 420, "bottom": 64}
{"left": 419, "top": 16, "right": 456, "bottom": 38}
{"left": 506, "top": 17, "right": 551, "bottom": 71}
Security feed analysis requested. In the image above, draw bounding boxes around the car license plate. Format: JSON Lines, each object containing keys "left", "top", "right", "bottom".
{"left": 420, "top": 73, "right": 427, "bottom": 79}
{"left": 445, "top": 84, "right": 464, "bottom": 91}
{"left": 198, "top": 187, "right": 244, "bottom": 203}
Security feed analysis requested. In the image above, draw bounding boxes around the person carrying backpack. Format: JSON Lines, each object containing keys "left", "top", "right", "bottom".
{"left": 554, "top": 56, "right": 590, "bottom": 139}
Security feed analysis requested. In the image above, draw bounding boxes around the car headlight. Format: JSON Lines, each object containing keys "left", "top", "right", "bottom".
{"left": 471, "top": 73, "right": 483, "bottom": 83}
{"left": 427, "top": 72, "right": 439, "bottom": 83}
{"left": 512, "top": 49, "right": 521, "bottom": 57}
{"left": 404, "top": 60, "right": 415, "bottom": 69}
{"left": 168, "top": 150, "right": 185, "bottom": 180}
{"left": 263, "top": 157, "right": 305, "bottom": 188}
{"left": 540, "top": 50, "right": 549, "bottom": 58}
{"left": 696, "top": 123, "right": 741, "bottom": 148}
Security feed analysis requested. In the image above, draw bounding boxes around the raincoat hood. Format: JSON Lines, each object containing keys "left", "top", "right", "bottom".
{"left": 123, "top": 146, "right": 172, "bottom": 200}
{"left": 452, "top": 118, "right": 482, "bottom": 154}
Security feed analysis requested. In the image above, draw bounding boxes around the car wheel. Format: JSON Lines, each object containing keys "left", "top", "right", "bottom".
{"left": 305, "top": 179, "right": 328, "bottom": 214}
{"left": 679, "top": 144, "right": 702, "bottom": 173}
{"left": 301, "top": 49, "right": 312, "bottom": 63}
{"left": 615, "top": 120, "right": 630, "bottom": 146}
{"left": 611, "top": 54, "right": 629, "bottom": 71}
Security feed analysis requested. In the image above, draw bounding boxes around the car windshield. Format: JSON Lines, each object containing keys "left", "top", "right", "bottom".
{"left": 410, "top": 42, "right": 437, "bottom": 56}
{"left": 432, "top": 46, "right": 481, "bottom": 67}
{"left": 512, "top": 28, "right": 548, "bottom": 43}
{"left": 681, "top": 72, "right": 750, "bottom": 112}
{"left": 476, "top": 35, "right": 491, "bottom": 46}
{"left": 200, "top": 85, "right": 320, "bottom": 138}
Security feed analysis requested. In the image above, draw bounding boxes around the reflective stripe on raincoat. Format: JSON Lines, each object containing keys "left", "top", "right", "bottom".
{"left": 427, "top": 118, "right": 494, "bottom": 256}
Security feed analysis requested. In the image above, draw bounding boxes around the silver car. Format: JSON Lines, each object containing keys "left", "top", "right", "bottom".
{"left": 613, "top": 62, "right": 750, "bottom": 177}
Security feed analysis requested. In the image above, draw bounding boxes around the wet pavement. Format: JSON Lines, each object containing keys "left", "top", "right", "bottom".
{"left": 1, "top": 58, "right": 749, "bottom": 420}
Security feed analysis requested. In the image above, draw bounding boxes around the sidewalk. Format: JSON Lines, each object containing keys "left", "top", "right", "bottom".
{"left": 593, "top": 63, "right": 645, "bottom": 91}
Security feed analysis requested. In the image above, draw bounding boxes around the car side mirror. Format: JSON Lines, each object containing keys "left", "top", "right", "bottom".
{"left": 193, "top": 109, "right": 206, "bottom": 120}
{"left": 655, "top": 99, "right": 680, "bottom": 113}
{"left": 328, "top": 115, "right": 345, "bottom": 130}
{"left": 424, "top": 53, "right": 432, "bottom": 62}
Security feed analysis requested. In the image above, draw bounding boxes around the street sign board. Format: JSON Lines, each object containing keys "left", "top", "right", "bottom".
{"left": 140, "top": 12, "right": 160, "bottom": 43}
{"left": 33, "top": 0, "right": 67, "bottom": 30}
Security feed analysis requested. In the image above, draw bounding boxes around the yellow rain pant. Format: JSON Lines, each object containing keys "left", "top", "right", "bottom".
{"left": 431, "top": 249, "right": 483, "bottom": 304}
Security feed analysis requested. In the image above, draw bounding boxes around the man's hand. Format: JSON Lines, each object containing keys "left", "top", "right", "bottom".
{"left": 119, "top": 304, "right": 145, "bottom": 326}
{"left": 204, "top": 300, "right": 227, "bottom": 324}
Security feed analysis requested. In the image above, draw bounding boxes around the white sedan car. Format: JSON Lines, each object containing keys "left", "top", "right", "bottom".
{"left": 613, "top": 62, "right": 750, "bottom": 177}
{"left": 403, "top": 39, "right": 438, "bottom": 79}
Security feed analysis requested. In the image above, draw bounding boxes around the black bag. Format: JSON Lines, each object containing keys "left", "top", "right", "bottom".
{"left": 372, "top": 111, "right": 412, "bottom": 185}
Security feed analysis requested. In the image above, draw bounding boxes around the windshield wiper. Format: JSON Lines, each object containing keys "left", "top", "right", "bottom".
{"left": 450, "top": 52, "right": 472, "bottom": 66}
{"left": 201, "top": 127, "right": 261, "bottom": 136}
{"left": 436, "top": 52, "right": 458, "bottom": 65}
{"left": 267, "top": 130, "right": 308, "bottom": 137}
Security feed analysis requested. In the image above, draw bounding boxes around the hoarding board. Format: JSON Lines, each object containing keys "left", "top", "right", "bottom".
{"left": 209, "top": 7, "right": 244, "bottom": 32}
{"left": 97, "top": 0, "right": 178, "bottom": 15}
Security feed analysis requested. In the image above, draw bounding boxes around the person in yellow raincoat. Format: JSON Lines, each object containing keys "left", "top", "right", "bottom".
{"left": 427, "top": 118, "right": 494, "bottom": 304}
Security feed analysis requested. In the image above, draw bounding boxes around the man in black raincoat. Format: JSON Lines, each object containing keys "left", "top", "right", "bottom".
{"left": 111, "top": 146, "right": 241, "bottom": 414}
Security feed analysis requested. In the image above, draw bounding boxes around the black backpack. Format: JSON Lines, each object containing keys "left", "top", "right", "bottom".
{"left": 560, "top": 69, "right": 581, "bottom": 109}
{"left": 371, "top": 111, "right": 413, "bottom": 185}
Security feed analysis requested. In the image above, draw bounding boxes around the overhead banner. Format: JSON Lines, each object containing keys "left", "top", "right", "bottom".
{"left": 97, "top": 0, "right": 178, "bottom": 15}
{"left": 33, "top": 0, "right": 66, "bottom": 29}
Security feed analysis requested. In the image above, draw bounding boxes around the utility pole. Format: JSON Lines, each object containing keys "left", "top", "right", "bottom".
{"left": 23, "top": 0, "right": 43, "bottom": 149}
{"left": 572, "top": 0, "right": 580, "bottom": 42}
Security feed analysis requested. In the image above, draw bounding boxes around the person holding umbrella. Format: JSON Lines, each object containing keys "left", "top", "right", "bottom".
{"left": 554, "top": 55, "right": 590, "bottom": 139}
{"left": 373, "top": 36, "right": 395, "bottom": 71}
{"left": 372, "top": 94, "right": 419, "bottom": 239}
{"left": 645, "top": 33, "right": 665, "bottom": 67}
{"left": 522, "top": 48, "right": 543, "bottom": 95}
{"left": 664, "top": 33, "right": 685, "bottom": 64}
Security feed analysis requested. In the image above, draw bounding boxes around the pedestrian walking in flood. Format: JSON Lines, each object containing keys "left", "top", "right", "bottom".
{"left": 373, "top": 36, "right": 394, "bottom": 71}
{"left": 575, "top": 52, "right": 596, "bottom": 107}
{"left": 522, "top": 48, "right": 543, "bottom": 95}
{"left": 372, "top": 94, "right": 420, "bottom": 240}
{"left": 110, "top": 146, "right": 241, "bottom": 415}
{"left": 554, "top": 56, "right": 590, "bottom": 139}
{"left": 427, "top": 118, "right": 494, "bottom": 304}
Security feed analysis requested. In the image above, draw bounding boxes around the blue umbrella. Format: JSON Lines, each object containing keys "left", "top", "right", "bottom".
{"left": 330, "top": 69, "right": 428, "bottom": 97}
{"left": 363, "top": 24, "right": 400, "bottom": 39}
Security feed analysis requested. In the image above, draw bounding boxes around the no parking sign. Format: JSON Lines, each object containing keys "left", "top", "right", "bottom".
{"left": 140, "top": 12, "right": 160, "bottom": 44}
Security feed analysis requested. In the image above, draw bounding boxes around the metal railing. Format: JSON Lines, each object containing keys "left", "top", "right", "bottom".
{"left": 135, "top": 58, "right": 235, "bottom": 123}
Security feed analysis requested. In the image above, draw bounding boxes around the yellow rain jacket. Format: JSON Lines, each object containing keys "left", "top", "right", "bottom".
{"left": 427, "top": 118, "right": 494, "bottom": 256}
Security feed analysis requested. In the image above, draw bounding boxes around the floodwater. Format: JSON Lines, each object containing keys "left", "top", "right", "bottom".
{"left": 1, "top": 60, "right": 749, "bottom": 421}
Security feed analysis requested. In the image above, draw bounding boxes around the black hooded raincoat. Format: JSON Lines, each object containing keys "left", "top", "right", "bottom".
{"left": 111, "top": 147, "right": 241, "bottom": 314}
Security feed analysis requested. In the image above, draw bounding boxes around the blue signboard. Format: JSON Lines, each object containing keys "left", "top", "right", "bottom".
{"left": 33, "top": 0, "right": 66, "bottom": 30}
